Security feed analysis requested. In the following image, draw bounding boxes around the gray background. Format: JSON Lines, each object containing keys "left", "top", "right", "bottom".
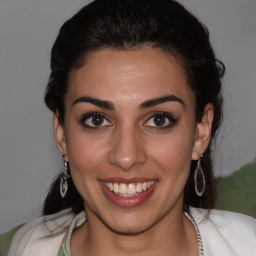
{"left": 0, "top": 0, "right": 255, "bottom": 233}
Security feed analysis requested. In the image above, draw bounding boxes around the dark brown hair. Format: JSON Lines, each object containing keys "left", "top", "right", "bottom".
{"left": 43, "top": 0, "right": 224, "bottom": 215}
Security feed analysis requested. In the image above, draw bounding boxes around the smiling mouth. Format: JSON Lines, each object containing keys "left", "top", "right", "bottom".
{"left": 102, "top": 181, "right": 155, "bottom": 197}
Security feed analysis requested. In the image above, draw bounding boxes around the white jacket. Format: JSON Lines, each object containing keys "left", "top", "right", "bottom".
{"left": 6, "top": 208, "right": 256, "bottom": 256}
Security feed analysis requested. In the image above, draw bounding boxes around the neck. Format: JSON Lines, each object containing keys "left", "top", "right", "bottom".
{"left": 71, "top": 205, "right": 198, "bottom": 256}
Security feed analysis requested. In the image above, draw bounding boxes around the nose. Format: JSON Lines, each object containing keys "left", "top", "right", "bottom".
{"left": 108, "top": 127, "right": 147, "bottom": 171}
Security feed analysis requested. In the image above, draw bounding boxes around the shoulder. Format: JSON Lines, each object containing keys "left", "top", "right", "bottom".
{"left": 191, "top": 207, "right": 256, "bottom": 228}
{"left": 190, "top": 207, "right": 256, "bottom": 255}
{"left": 0, "top": 225, "right": 23, "bottom": 256}
{"left": 0, "top": 209, "right": 75, "bottom": 256}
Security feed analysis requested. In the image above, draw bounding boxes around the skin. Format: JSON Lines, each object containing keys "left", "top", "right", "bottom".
{"left": 54, "top": 47, "right": 213, "bottom": 255}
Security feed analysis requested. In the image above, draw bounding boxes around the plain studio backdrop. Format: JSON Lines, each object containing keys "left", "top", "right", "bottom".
{"left": 0, "top": 0, "right": 255, "bottom": 233}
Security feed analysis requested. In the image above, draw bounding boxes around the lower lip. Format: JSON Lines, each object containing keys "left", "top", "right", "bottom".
{"left": 99, "top": 182, "right": 157, "bottom": 207}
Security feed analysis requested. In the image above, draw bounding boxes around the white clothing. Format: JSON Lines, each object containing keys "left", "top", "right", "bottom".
{"left": 6, "top": 208, "right": 256, "bottom": 256}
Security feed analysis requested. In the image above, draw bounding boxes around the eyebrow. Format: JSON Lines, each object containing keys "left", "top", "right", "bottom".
{"left": 139, "top": 95, "right": 184, "bottom": 109}
{"left": 72, "top": 94, "right": 184, "bottom": 110}
{"left": 72, "top": 96, "right": 115, "bottom": 110}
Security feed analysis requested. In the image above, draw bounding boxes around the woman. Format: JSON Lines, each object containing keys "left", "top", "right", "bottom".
{"left": 0, "top": 0, "right": 255, "bottom": 255}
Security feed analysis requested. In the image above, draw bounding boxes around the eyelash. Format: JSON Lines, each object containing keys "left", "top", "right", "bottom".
{"left": 143, "top": 111, "right": 177, "bottom": 129}
{"left": 79, "top": 111, "right": 177, "bottom": 130}
{"left": 79, "top": 112, "right": 112, "bottom": 129}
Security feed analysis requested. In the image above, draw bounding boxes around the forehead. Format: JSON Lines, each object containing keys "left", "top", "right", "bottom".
{"left": 67, "top": 47, "right": 195, "bottom": 108}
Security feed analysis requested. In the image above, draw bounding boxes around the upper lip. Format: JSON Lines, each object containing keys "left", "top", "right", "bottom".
{"left": 98, "top": 177, "right": 158, "bottom": 184}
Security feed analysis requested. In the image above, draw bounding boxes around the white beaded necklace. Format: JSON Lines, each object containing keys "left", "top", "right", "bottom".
{"left": 184, "top": 211, "right": 204, "bottom": 256}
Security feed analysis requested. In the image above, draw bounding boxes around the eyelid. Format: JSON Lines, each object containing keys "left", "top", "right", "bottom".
{"left": 79, "top": 111, "right": 177, "bottom": 130}
{"left": 79, "top": 112, "right": 112, "bottom": 128}
{"left": 143, "top": 111, "right": 177, "bottom": 129}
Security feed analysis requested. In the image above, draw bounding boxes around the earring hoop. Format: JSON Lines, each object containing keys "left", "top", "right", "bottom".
{"left": 194, "top": 154, "right": 205, "bottom": 197}
{"left": 60, "top": 161, "right": 70, "bottom": 198}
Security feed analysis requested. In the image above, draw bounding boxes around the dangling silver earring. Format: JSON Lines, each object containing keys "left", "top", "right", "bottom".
{"left": 60, "top": 161, "right": 70, "bottom": 198}
{"left": 194, "top": 154, "right": 205, "bottom": 197}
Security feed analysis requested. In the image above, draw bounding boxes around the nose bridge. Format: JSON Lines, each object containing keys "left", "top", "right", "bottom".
{"left": 108, "top": 124, "right": 146, "bottom": 171}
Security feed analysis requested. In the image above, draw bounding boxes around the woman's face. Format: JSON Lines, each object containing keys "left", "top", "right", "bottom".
{"left": 55, "top": 47, "right": 212, "bottom": 233}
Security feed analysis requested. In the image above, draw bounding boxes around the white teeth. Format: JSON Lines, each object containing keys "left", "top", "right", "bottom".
{"left": 114, "top": 183, "right": 119, "bottom": 193}
{"left": 103, "top": 181, "right": 155, "bottom": 197}
{"left": 128, "top": 184, "right": 136, "bottom": 195}
{"left": 136, "top": 183, "right": 143, "bottom": 193}
{"left": 109, "top": 183, "right": 114, "bottom": 191}
{"left": 119, "top": 183, "right": 126, "bottom": 194}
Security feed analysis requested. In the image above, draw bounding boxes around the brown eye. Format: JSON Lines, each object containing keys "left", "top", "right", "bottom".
{"left": 143, "top": 112, "right": 177, "bottom": 129}
{"left": 91, "top": 114, "right": 104, "bottom": 126}
{"left": 81, "top": 113, "right": 112, "bottom": 128}
{"left": 152, "top": 115, "right": 167, "bottom": 127}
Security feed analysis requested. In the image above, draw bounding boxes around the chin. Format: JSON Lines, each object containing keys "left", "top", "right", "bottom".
{"left": 109, "top": 222, "right": 150, "bottom": 235}
{"left": 102, "top": 211, "right": 157, "bottom": 235}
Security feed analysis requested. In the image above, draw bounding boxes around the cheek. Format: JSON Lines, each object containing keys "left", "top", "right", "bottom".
{"left": 148, "top": 128, "right": 195, "bottom": 175}
{"left": 65, "top": 133, "right": 110, "bottom": 204}
{"left": 63, "top": 124, "right": 110, "bottom": 191}
{"left": 67, "top": 134, "right": 108, "bottom": 173}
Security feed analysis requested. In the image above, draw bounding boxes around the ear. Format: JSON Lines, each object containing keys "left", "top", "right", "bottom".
{"left": 192, "top": 103, "right": 214, "bottom": 160}
{"left": 53, "top": 112, "right": 69, "bottom": 162}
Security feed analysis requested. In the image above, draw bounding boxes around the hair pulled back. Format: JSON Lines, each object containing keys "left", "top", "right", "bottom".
{"left": 44, "top": 0, "right": 224, "bottom": 215}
